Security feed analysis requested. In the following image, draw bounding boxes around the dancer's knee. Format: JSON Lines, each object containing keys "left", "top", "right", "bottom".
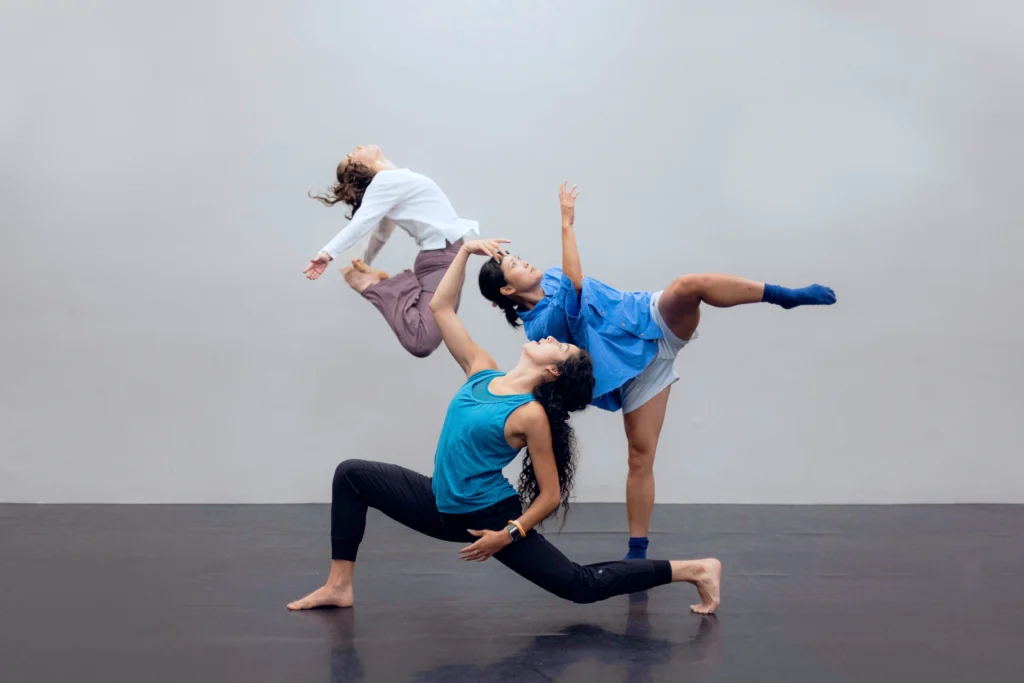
{"left": 401, "top": 329, "right": 442, "bottom": 358}
{"left": 561, "top": 570, "right": 605, "bottom": 604}
{"left": 627, "top": 443, "right": 656, "bottom": 474}
{"left": 333, "top": 459, "right": 370, "bottom": 486}
{"left": 667, "top": 273, "right": 710, "bottom": 305}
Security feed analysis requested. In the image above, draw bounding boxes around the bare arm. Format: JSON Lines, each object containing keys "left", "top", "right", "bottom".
{"left": 559, "top": 183, "right": 583, "bottom": 293}
{"left": 512, "top": 404, "right": 561, "bottom": 532}
{"left": 429, "top": 239, "right": 510, "bottom": 377}
{"left": 457, "top": 403, "right": 562, "bottom": 562}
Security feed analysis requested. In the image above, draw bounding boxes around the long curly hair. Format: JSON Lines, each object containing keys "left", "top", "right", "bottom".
{"left": 478, "top": 258, "right": 523, "bottom": 328}
{"left": 517, "top": 351, "right": 595, "bottom": 524}
{"left": 308, "top": 160, "right": 376, "bottom": 219}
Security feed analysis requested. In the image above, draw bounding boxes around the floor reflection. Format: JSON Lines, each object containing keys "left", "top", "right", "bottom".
{"left": 318, "top": 592, "right": 720, "bottom": 683}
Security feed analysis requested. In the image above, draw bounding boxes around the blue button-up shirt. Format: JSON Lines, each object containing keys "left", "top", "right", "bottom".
{"left": 518, "top": 268, "right": 661, "bottom": 412}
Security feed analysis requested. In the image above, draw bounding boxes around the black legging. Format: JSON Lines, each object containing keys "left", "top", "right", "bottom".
{"left": 331, "top": 459, "right": 672, "bottom": 604}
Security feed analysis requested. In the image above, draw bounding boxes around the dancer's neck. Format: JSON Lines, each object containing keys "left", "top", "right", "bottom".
{"left": 490, "top": 365, "right": 544, "bottom": 396}
{"left": 514, "top": 286, "right": 546, "bottom": 310}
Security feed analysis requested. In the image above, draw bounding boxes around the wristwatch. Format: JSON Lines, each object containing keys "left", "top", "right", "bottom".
{"left": 505, "top": 522, "right": 524, "bottom": 542}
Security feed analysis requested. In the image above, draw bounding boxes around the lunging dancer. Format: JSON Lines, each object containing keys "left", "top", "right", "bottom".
{"left": 288, "top": 237, "right": 722, "bottom": 613}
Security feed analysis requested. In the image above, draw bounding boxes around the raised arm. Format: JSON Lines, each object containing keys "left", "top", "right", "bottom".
{"left": 428, "top": 239, "right": 510, "bottom": 377}
{"left": 559, "top": 182, "right": 583, "bottom": 293}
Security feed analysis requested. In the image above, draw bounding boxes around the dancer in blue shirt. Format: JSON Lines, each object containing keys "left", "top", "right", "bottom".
{"left": 479, "top": 183, "right": 837, "bottom": 559}
{"left": 287, "top": 238, "right": 722, "bottom": 615}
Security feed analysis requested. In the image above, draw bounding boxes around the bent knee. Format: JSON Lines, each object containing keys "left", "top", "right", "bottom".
{"left": 401, "top": 330, "right": 442, "bottom": 359}
{"left": 334, "top": 459, "right": 370, "bottom": 483}
{"left": 667, "top": 273, "right": 710, "bottom": 301}
{"left": 404, "top": 340, "right": 440, "bottom": 358}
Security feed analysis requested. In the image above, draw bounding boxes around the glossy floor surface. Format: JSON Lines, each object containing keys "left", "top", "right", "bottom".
{"left": 2, "top": 504, "right": 1022, "bottom": 682}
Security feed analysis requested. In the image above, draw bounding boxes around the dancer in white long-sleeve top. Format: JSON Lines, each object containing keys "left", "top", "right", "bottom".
{"left": 305, "top": 145, "right": 479, "bottom": 357}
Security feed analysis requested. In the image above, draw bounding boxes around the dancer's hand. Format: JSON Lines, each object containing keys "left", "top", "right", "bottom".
{"left": 304, "top": 252, "right": 332, "bottom": 280}
{"left": 459, "top": 529, "right": 512, "bottom": 562}
{"left": 462, "top": 239, "right": 510, "bottom": 261}
{"left": 559, "top": 181, "right": 580, "bottom": 227}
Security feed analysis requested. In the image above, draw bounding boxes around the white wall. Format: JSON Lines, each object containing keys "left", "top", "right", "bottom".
{"left": 2, "top": 0, "right": 1022, "bottom": 503}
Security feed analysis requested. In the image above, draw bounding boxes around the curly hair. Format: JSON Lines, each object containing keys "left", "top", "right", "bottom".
{"left": 308, "top": 160, "right": 377, "bottom": 220}
{"left": 517, "top": 350, "right": 595, "bottom": 525}
{"left": 478, "top": 258, "right": 522, "bottom": 328}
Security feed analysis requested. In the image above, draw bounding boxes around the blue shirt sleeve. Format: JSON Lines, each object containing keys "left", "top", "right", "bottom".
{"left": 543, "top": 267, "right": 582, "bottom": 319}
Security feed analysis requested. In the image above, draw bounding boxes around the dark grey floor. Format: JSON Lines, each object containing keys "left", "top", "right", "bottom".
{"left": 2, "top": 504, "right": 1023, "bottom": 683}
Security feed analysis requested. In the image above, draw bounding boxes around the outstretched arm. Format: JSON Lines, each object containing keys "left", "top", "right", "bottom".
{"left": 559, "top": 182, "right": 583, "bottom": 293}
{"left": 303, "top": 172, "right": 404, "bottom": 280}
{"left": 320, "top": 175, "right": 403, "bottom": 259}
{"left": 429, "top": 239, "right": 510, "bottom": 377}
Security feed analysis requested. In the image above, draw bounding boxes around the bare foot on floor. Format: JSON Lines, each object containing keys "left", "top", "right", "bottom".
{"left": 690, "top": 558, "right": 722, "bottom": 615}
{"left": 351, "top": 259, "right": 389, "bottom": 281}
{"left": 341, "top": 265, "right": 382, "bottom": 293}
{"left": 287, "top": 584, "right": 353, "bottom": 611}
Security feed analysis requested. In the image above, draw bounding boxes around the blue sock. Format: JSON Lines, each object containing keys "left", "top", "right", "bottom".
{"left": 625, "top": 537, "right": 649, "bottom": 560}
{"left": 762, "top": 283, "right": 837, "bottom": 310}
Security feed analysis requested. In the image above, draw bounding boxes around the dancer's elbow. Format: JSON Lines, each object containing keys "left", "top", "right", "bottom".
{"left": 428, "top": 293, "right": 452, "bottom": 313}
{"left": 536, "top": 490, "right": 561, "bottom": 519}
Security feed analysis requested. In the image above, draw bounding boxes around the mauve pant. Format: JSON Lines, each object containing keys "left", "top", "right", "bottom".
{"left": 360, "top": 239, "right": 464, "bottom": 358}
{"left": 330, "top": 458, "right": 674, "bottom": 604}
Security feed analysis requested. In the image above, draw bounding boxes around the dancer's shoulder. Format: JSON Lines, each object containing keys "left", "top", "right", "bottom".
{"left": 370, "top": 167, "right": 412, "bottom": 184}
{"left": 541, "top": 267, "right": 571, "bottom": 293}
{"left": 466, "top": 368, "right": 502, "bottom": 382}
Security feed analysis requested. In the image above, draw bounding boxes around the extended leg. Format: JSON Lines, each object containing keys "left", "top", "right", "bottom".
{"left": 658, "top": 273, "right": 836, "bottom": 341}
{"left": 495, "top": 529, "right": 722, "bottom": 612}
{"left": 495, "top": 530, "right": 672, "bottom": 603}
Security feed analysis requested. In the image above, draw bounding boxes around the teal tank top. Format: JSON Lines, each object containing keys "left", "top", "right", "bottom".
{"left": 432, "top": 369, "right": 536, "bottom": 514}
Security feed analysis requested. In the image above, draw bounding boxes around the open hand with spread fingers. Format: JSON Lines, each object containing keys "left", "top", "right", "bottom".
{"left": 303, "top": 251, "right": 332, "bottom": 280}
{"left": 559, "top": 182, "right": 580, "bottom": 227}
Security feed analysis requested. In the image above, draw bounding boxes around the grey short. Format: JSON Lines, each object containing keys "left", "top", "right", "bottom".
{"left": 620, "top": 290, "right": 696, "bottom": 414}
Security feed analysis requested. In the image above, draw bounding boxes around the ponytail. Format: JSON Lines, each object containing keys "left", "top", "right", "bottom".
{"left": 494, "top": 300, "right": 521, "bottom": 328}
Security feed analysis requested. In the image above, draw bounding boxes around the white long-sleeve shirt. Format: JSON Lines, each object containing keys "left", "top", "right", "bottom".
{"left": 320, "top": 168, "right": 479, "bottom": 265}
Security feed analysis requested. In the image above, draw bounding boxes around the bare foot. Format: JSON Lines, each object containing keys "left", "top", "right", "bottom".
{"left": 287, "top": 584, "right": 353, "bottom": 611}
{"left": 341, "top": 265, "right": 382, "bottom": 293}
{"left": 351, "top": 259, "right": 389, "bottom": 281}
{"left": 689, "top": 558, "right": 722, "bottom": 615}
